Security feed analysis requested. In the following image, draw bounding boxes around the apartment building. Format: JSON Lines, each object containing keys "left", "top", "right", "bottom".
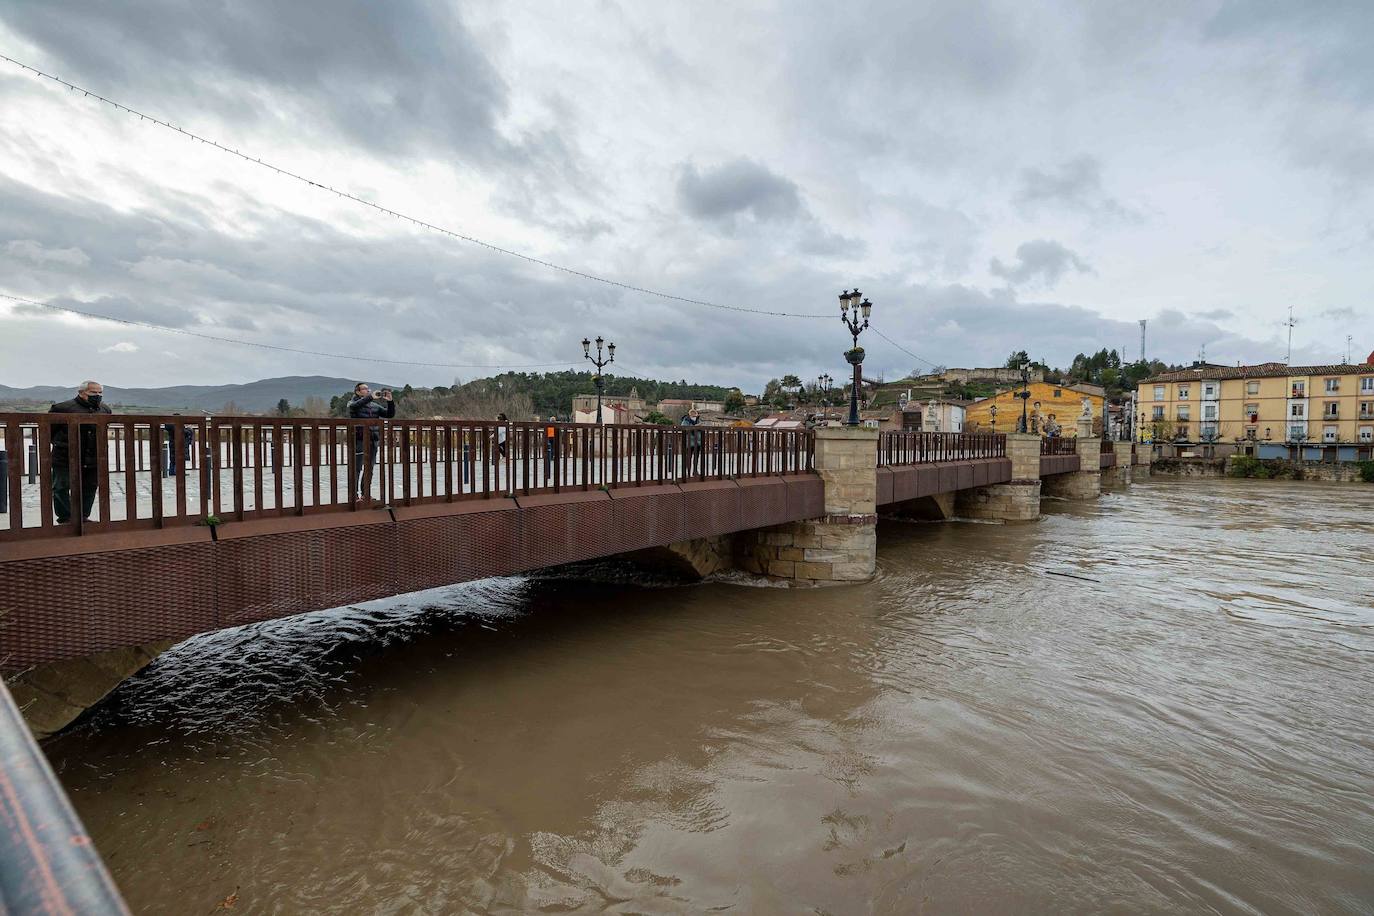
{"left": 1137, "top": 360, "right": 1374, "bottom": 460}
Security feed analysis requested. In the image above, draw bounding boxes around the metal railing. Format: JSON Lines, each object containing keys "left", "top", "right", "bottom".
{"left": 878, "top": 431, "right": 1005, "bottom": 465}
{"left": 1101, "top": 438, "right": 1114, "bottom": 454}
{"left": 1041, "top": 437, "right": 1077, "bottom": 456}
{"left": 0, "top": 414, "right": 813, "bottom": 540}
{"left": 0, "top": 677, "right": 130, "bottom": 913}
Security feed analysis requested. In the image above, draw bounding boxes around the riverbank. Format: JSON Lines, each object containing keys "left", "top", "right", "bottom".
{"left": 1147, "top": 454, "right": 1374, "bottom": 483}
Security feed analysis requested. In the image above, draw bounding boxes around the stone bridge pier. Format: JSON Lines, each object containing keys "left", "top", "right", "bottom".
{"left": 954, "top": 433, "right": 1042, "bottom": 522}
{"left": 734, "top": 426, "right": 878, "bottom": 585}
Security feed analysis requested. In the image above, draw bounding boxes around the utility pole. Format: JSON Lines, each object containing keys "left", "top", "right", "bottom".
{"left": 1138, "top": 319, "right": 1147, "bottom": 364}
{"left": 1284, "top": 307, "right": 1297, "bottom": 364}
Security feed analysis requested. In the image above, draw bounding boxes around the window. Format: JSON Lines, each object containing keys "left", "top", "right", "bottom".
{"left": 1362, "top": 377, "right": 1374, "bottom": 393}
{"left": 1153, "top": 385, "right": 1165, "bottom": 401}
{"left": 1203, "top": 404, "right": 1217, "bottom": 420}
{"left": 1325, "top": 378, "right": 1340, "bottom": 393}
{"left": 1362, "top": 401, "right": 1374, "bottom": 419}
{"left": 1244, "top": 403, "right": 1259, "bottom": 422}
{"left": 1290, "top": 403, "right": 1305, "bottom": 418}
{"left": 1324, "top": 401, "right": 1339, "bottom": 418}
{"left": 1053, "top": 388, "right": 1062, "bottom": 397}
{"left": 1177, "top": 385, "right": 1190, "bottom": 400}
{"left": 1246, "top": 380, "right": 1260, "bottom": 395}
{"left": 1291, "top": 380, "right": 1305, "bottom": 397}
{"left": 1203, "top": 383, "right": 1217, "bottom": 398}
{"left": 1323, "top": 425, "right": 1338, "bottom": 443}
{"left": 1289, "top": 426, "right": 1306, "bottom": 441}
{"left": 1176, "top": 406, "right": 1191, "bottom": 420}
{"left": 1152, "top": 406, "right": 1164, "bottom": 419}
{"left": 1361, "top": 427, "right": 1373, "bottom": 443}
{"left": 1244, "top": 427, "right": 1258, "bottom": 440}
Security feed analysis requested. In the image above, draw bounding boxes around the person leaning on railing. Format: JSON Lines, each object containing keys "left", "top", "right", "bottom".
{"left": 49, "top": 380, "right": 111, "bottom": 524}
{"left": 347, "top": 382, "right": 395, "bottom": 497}
{"left": 680, "top": 408, "right": 704, "bottom": 474}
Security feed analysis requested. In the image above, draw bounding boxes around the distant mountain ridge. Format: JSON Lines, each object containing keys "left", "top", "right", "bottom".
{"left": 0, "top": 376, "right": 394, "bottom": 413}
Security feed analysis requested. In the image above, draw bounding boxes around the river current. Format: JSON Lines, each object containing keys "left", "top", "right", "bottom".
{"left": 47, "top": 477, "right": 1374, "bottom": 914}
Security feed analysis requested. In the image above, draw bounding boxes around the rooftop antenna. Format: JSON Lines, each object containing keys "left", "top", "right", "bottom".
{"left": 1198, "top": 343, "right": 1206, "bottom": 364}
{"left": 1284, "top": 306, "right": 1297, "bottom": 364}
{"left": 1345, "top": 334, "right": 1352, "bottom": 365}
{"left": 1138, "top": 319, "right": 1147, "bottom": 363}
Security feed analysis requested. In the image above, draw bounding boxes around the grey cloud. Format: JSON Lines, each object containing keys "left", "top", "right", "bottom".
{"left": 1319, "top": 306, "right": 1357, "bottom": 320}
{"left": 1015, "top": 156, "right": 1139, "bottom": 221}
{"left": 676, "top": 159, "right": 803, "bottom": 224}
{"left": 989, "top": 240, "right": 1091, "bottom": 287}
{"left": 1196, "top": 308, "right": 1234, "bottom": 320}
{"left": 4, "top": 0, "right": 508, "bottom": 161}
{"left": 5, "top": 240, "right": 90, "bottom": 266}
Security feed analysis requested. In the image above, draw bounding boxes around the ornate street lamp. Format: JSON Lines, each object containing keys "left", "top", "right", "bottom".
{"left": 818, "top": 373, "right": 833, "bottom": 421}
{"left": 1014, "top": 361, "right": 1032, "bottom": 433}
{"left": 839, "top": 289, "right": 871, "bottom": 427}
{"left": 989, "top": 403, "right": 998, "bottom": 431}
{"left": 581, "top": 335, "right": 615, "bottom": 424}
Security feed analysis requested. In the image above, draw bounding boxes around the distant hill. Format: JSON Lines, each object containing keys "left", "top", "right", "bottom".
{"left": 0, "top": 376, "right": 394, "bottom": 413}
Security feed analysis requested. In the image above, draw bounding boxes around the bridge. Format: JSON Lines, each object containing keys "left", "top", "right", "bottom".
{"left": 0, "top": 412, "right": 1130, "bottom": 730}
{"left": 0, "top": 410, "right": 1130, "bottom": 912}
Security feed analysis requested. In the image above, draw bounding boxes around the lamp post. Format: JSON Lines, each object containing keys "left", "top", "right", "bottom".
{"left": 1014, "top": 361, "right": 1031, "bottom": 433}
{"left": 581, "top": 336, "right": 615, "bottom": 424}
{"left": 818, "top": 373, "right": 833, "bottom": 422}
{"left": 839, "top": 289, "right": 871, "bottom": 427}
{"left": 989, "top": 403, "right": 998, "bottom": 432}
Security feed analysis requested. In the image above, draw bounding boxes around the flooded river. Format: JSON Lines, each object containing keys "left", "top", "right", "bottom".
{"left": 47, "top": 478, "right": 1374, "bottom": 914}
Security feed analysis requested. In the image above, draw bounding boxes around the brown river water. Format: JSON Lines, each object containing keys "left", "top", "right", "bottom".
{"left": 46, "top": 477, "right": 1374, "bottom": 914}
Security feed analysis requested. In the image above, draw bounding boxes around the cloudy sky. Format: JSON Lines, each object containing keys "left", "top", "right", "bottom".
{"left": 1, "top": 1, "right": 1370, "bottom": 392}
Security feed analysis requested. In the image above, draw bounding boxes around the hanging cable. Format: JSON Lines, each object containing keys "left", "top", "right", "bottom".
{"left": 870, "top": 327, "right": 941, "bottom": 372}
{"left": 1, "top": 54, "right": 833, "bottom": 320}
{"left": 0, "top": 292, "right": 579, "bottom": 370}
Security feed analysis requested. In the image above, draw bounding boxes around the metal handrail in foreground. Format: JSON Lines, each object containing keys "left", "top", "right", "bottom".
{"left": 0, "top": 414, "right": 813, "bottom": 540}
{"left": 878, "top": 431, "right": 1006, "bottom": 466}
{"left": 0, "top": 677, "right": 130, "bottom": 913}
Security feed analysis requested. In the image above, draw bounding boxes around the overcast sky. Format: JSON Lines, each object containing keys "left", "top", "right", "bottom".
{"left": 1, "top": 1, "right": 1370, "bottom": 392}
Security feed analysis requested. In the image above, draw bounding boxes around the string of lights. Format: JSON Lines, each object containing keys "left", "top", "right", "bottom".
{"left": 0, "top": 292, "right": 580, "bottom": 370}
{"left": 870, "top": 327, "right": 941, "bottom": 372}
{"left": 1, "top": 54, "right": 832, "bottom": 320}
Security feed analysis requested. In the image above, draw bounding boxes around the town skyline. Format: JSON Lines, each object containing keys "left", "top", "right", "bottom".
{"left": 2, "top": 2, "right": 1371, "bottom": 391}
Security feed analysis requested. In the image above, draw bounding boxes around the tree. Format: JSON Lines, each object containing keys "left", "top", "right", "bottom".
{"left": 642, "top": 410, "right": 672, "bottom": 425}
{"left": 1005, "top": 350, "right": 1030, "bottom": 368}
{"left": 276, "top": 398, "right": 291, "bottom": 416}
{"left": 724, "top": 389, "right": 745, "bottom": 413}
{"left": 302, "top": 396, "right": 328, "bottom": 417}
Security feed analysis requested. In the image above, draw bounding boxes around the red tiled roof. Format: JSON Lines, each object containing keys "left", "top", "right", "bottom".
{"left": 1143, "top": 361, "right": 1373, "bottom": 383}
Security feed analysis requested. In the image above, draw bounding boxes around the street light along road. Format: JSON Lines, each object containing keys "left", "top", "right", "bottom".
{"left": 582, "top": 335, "right": 616, "bottom": 424}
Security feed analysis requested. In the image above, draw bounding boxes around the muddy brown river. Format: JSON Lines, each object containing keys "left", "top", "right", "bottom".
{"left": 46, "top": 477, "right": 1374, "bottom": 914}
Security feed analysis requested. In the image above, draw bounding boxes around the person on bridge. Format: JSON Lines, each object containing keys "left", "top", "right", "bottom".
{"left": 348, "top": 383, "right": 395, "bottom": 498}
{"left": 162, "top": 415, "right": 196, "bottom": 476}
{"left": 49, "top": 380, "right": 111, "bottom": 524}
{"left": 680, "top": 408, "right": 704, "bottom": 476}
{"left": 543, "top": 417, "right": 558, "bottom": 480}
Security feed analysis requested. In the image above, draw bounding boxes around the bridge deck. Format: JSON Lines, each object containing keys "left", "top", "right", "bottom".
{"left": 1, "top": 417, "right": 1015, "bottom": 669}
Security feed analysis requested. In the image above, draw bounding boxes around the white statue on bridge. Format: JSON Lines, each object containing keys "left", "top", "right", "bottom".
{"left": 1080, "top": 397, "right": 1093, "bottom": 419}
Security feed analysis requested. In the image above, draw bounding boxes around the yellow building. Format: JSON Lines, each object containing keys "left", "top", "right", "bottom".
{"left": 964, "top": 382, "right": 1105, "bottom": 436}
{"left": 1136, "top": 360, "right": 1374, "bottom": 459}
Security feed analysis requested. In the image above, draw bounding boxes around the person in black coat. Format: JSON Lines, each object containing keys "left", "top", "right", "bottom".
{"left": 347, "top": 382, "right": 395, "bottom": 497}
{"left": 49, "top": 380, "right": 112, "bottom": 523}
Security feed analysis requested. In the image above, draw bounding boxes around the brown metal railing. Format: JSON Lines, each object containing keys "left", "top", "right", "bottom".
{"left": 1041, "top": 436, "right": 1077, "bottom": 456}
{"left": 0, "top": 414, "right": 813, "bottom": 540}
{"left": 1100, "top": 438, "right": 1114, "bottom": 454}
{"left": 878, "top": 431, "right": 1006, "bottom": 465}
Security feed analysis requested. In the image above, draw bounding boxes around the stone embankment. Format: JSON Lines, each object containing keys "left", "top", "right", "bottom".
{"left": 1145, "top": 455, "right": 1373, "bottom": 483}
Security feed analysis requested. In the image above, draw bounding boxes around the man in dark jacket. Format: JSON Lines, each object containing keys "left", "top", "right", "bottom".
{"left": 49, "top": 380, "right": 112, "bottom": 523}
{"left": 680, "top": 408, "right": 704, "bottom": 475}
{"left": 347, "top": 382, "right": 395, "bottom": 497}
